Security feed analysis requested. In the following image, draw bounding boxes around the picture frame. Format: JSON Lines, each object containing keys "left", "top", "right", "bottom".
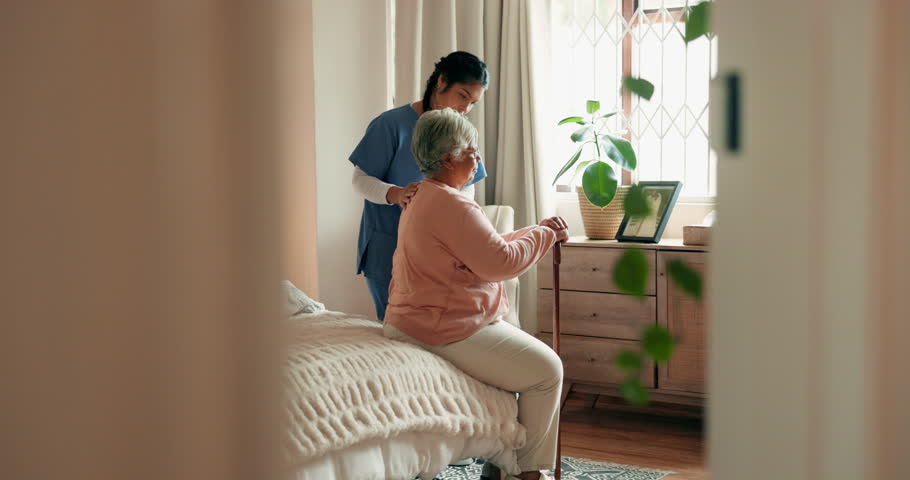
{"left": 616, "top": 181, "right": 683, "bottom": 243}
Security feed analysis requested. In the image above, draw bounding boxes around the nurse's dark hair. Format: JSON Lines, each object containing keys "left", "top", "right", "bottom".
{"left": 421, "top": 51, "right": 489, "bottom": 113}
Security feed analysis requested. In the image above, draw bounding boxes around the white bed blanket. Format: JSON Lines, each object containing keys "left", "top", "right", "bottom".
{"left": 284, "top": 311, "right": 526, "bottom": 475}
{"left": 294, "top": 431, "right": 502, "bottom": 480}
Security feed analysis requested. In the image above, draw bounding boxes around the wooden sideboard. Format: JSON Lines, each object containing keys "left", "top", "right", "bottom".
{"left": 537, "top": 237, "right": 708, "bottom": 407}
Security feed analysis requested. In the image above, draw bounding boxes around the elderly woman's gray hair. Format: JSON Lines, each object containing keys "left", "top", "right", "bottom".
{"left": 411, "top": 107, "right": 479, "bottom": 175}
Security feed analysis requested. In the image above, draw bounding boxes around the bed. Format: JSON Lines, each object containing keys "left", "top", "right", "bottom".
{"left": 284, "top": 310, "right": 524, "bottom": 479}
{"left": 284, "top": 206, "right": 526, "bottom": 480}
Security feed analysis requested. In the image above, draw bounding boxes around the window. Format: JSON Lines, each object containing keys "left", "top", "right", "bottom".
{"left": 549, "top": 0, "right": 717, "bottom": 201}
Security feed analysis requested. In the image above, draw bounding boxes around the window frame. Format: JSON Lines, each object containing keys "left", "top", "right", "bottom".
{"left": 622, "top": 0, "right": 688, "bottom": 186}
{"left": 553, "top": 0, "right": 716, "bottom": 203}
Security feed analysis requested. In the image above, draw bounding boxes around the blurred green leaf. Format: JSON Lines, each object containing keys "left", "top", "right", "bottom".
{"left": 613, "top": 248, "right": 648, "bottom": 296}
{"left": 586, "top": 100, "right": 601, "bottom": 114}
{"left": 623, "top": 184, "right": 652, "bottom": 217}
{"left": 552, "top": 145, "right": 585, "bottom": 185}
{"left": 620, "top": 378, "right": 649, "bottom": 407}
{"left": 581, "top": 162, "right": 618, "bottom": 208}
{"left": 600, "top": 111, "right": 620, "bottom": 120}
{"left": 667, "top": 259, "right": 704, "bottom": 299}
{"left": 614, "top": 350, "right": 642, "bottom": 371}
{"left": 642, "top": 325, "right": 676, "bottom": 364}
{"left": 623, "top": 76, "right": 655, "bottom": 101}
{"left": 558, "top": 116, "right": 586, "bottom": 125}
{"left": 685, "top": 2, "right": 712, "bottom": 43}
{"left": 571, "top": 125, "right": 594, "bottom": 143}
{"left": 604, "top": 135, "right": 637, "bottom": 171}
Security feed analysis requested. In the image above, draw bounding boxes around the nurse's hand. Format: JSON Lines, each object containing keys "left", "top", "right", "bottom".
{"left": 387, "top": 182, "right": 420, "bottom": 210}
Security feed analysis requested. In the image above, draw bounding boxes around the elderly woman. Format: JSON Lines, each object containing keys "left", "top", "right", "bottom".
{"left": 383, "top": 108, "right": 568, "bottom": 480}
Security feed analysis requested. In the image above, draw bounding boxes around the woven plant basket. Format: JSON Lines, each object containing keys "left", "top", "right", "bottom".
{"left": 577, "top": 185, "right": 631, "bottom": 240}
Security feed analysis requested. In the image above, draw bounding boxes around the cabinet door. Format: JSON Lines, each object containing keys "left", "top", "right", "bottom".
{"left": 657, "top": 251, "right": 708, "bottom": 394}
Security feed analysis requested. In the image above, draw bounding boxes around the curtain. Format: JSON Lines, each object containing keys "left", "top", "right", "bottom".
{"left": 394, "top": 0, "right": 490, "bottom": 204}
{"left": 394, "top": 0, "right": 555, "bottom": 333}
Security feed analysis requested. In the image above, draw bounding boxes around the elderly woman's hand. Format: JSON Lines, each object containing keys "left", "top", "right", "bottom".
{"left": 540, "top": 217, "right": 569, "bottom": 243}
{"left": 387, "top": 182, "right": 421, "bottom": 210}
{"left": 539, "top": 216, "right": 568, "bottom": 232}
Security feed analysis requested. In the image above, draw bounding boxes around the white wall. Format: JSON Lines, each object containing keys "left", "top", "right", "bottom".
{"left": 312, "top": 0, "right": 391, "bottom": 316}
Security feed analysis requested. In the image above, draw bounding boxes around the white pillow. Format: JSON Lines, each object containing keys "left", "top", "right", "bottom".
{"left": 282, "top": 280, "right": 325, "bottom": 316}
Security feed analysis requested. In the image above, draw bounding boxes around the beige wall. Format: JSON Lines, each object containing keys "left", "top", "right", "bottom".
{"left": 1, "top": 2, "right": 282, "bottom": 479}
{"left": 278, "top": 0, "right": 320, "bottom": 298}
{"left": 312, "top": 0, "right": 391, "bottom": 316}
{"left": 873, "top": 0, "right": 910, "bottom": 476}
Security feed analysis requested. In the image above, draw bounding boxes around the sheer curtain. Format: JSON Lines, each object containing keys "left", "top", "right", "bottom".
{"left": 393, "top": 0, "right": 555, "bottom": 333}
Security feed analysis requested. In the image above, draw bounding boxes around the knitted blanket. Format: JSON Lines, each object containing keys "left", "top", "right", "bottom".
{"left": 284, "top": 311, "right": 526, "bottom": 470}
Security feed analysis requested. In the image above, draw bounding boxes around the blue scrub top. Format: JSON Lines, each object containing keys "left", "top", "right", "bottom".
{"left": 349, "top": 104, "right": 487, "bottom": 279}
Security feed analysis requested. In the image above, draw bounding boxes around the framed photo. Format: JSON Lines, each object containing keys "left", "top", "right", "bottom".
{"left": 616, "top": 181, "right": 683, "bottom": 243}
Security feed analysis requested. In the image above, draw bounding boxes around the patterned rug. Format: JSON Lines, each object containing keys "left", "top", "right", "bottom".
{"left": 436, "top": 457, "right": 674, "bottom": 479}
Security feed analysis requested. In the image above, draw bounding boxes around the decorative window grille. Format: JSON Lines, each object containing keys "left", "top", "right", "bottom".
{"left": 550, "top": 0, "right": 718, "bottom": 200}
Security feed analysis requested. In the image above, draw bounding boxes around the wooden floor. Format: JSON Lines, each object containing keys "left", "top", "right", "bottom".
{"left": 559, "top": 392, "right": 706, "bottom": 479}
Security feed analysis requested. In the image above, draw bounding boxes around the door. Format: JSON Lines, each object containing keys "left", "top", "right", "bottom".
{"left": 658, "top": 251, "right": 707, "bottom": 394}
{"left": 708, "top": 0, "right": 909, "bottom": 478}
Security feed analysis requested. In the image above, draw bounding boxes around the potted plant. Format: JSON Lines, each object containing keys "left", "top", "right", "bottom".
{"left": 553, "top": 99, "right": 640, "bottom": 239}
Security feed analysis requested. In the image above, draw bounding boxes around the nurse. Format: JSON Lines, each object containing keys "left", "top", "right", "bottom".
{"left": 350, "top": 51, "right": 490, "bottom": 321}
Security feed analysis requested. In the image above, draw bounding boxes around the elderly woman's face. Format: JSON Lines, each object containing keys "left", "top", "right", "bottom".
{"left": 450, "top": 144, "right": 481, "bottom": 187}
{"left": 434, "top": 79, "right": 485, "bottom": 115}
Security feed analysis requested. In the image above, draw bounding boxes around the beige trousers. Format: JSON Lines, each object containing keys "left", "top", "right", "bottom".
{"left": 383, "top": 320, "right": 563, "bottom": 472}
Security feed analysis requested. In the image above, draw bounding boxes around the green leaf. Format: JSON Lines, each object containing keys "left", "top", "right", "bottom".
{"left": 558, "top": 116, "right": 586, "bottom": 125}
{"left": 586, "top": 100, "right": 601, "bottom": 114}
{"left": 612, "top": 248, "right": 648, "bottom": 296}
{"left": 614, "top": 350, "right": 642, "bottom": 372}
{"left": 598, "top": 141, "right": 619, "bottom": 163}
{"left": 642, "top": 325, "right": 676, "bottom": 364}
{"left": 685, "top": 2, "right": 712, "bottom": 43}
{"left": 667, "top": 259, "right": 704, "bottom": 299}
{"left": 569, "top": 159, "right": 594, "bottom": 185}
{"left": 600, "top": 111, "right": 620, "bottom": 120}
{"left": 623, "top": 184, "right": 652, "bottom": 217}
{"left": 620, "top": 378, "right": 649, "bottom": 406}
{"left": 552, "top": 145, "right": 585, "bottom": 185}
{"left": 603, "top": 135, "right": 637, "bottom": 171}
{"left": 571, "top": 125, "right": 594, "bottom": 143}
{"left": 581, "top": 162, "right": 618, "bottom": 208}
{"left": 623, "top": 76, "right": 655, "bottom": 101}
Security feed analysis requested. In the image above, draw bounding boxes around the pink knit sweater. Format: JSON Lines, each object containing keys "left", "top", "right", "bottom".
{"left": 384, "top": 179, "right": 557, "bottom": 345}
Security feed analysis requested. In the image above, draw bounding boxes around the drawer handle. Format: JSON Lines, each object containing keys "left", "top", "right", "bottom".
{"left": 590, "top": 313, "right": 598, "bottom": 318}
{"left": 591, "top": 267, "right": 599, "bottom": 272}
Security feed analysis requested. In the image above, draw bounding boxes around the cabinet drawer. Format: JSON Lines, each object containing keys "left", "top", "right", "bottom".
{"left": 538, "top": 247, "right": 656, "bottom": 295}
{"left": 538, "top": 333, "right": 654, "bottom": 387}
{"left": 537, "top": 289, "right": 655, "bottom": 340}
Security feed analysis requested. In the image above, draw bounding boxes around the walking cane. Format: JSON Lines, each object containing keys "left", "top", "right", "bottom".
{"left": 551, "top": 242, "right": 562, "bottom": 480}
